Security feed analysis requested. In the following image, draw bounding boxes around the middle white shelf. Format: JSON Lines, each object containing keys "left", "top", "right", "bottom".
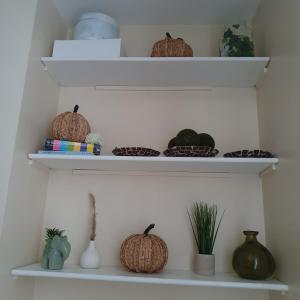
{"left": 28, "top": 154, "right": 278, "bottom": 174}
{"left": 41, "top": 57, "right": 269, "bottom": 87}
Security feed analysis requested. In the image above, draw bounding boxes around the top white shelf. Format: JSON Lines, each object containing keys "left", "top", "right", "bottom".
{"left": 41, "top": 57, "right": 269, "bottom": 88}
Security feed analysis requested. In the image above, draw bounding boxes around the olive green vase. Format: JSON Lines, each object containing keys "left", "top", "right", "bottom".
{"left": 232, "top": 231, "right": 275, "bottom": 280}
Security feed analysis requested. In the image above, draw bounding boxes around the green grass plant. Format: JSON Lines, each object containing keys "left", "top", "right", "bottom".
{"left": 188, "top": 202, "right": 225, "bottom": 254}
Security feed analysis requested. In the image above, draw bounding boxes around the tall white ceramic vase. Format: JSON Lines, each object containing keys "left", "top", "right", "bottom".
{"left": 80, "top": 240, "right": 100, "bottom": 269}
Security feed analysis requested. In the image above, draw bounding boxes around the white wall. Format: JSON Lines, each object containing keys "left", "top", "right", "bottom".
{"left": 0, "top": 0, "right": 66, "bottom": 299}
{"left": 254, "top": 1, "right": 300, "bottom": 300}
{"left": 0, "top": 0, "right": 38, "bottom": 237}
{"left": 34, "top": 84, "right": 268, "bottom": 300}
{"left": 57, "top": 88, "right": 259, "bottom": 156}
{"left": 120, "top": 25, "right": 223, "bottom": 57}
{"left": 68, "top": 24, "right": 223, "bottom": 56}
{"left": 0, "top": 14, "right": 268, "bottom": 300}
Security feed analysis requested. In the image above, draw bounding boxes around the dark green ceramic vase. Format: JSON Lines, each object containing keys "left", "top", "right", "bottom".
{"left": 232, "top": 231, "right": 275, "bottom": 280}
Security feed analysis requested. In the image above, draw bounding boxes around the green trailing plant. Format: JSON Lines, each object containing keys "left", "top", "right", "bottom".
{"left": 188, "top": 202, "right": 225, "bottom": 255}
{"left": 221, "top": 24, "right": 254, "bottom": 57}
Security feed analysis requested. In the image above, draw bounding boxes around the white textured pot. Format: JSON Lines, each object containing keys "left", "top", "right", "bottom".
{"left": 74, "top": 12, "right": 119, "bottom": 40}
{"left": 80, "top": 241, "right": 100, "bottom": 269}
{"left": 194, "top": 254, "right": 215, "bottom": 276}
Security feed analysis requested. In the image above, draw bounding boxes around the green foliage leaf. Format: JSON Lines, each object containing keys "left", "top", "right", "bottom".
{"left": 222, "top": 25, "right": 254, "bottom": 57}
{"left": 224, "top": 28, "right": 233, "bottom": 39}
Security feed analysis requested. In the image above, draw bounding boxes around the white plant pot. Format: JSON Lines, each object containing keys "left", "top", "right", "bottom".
{"left": 80, "top": 241, "right": 100, "bottom": 269}
{"left": 74, "top": 12, "right": 119, "bottom": 40}
{"left": 194, "top": 254, "right": 215, "bottom": 276}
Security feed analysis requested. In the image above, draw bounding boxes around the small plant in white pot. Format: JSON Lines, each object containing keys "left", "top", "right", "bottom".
{"left": 188, "top": 202, "right": 224, "bottom": 276}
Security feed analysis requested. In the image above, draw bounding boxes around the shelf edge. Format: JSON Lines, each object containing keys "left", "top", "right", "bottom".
{"left": 11, "top": 265, "right": 288, "bottom": 292}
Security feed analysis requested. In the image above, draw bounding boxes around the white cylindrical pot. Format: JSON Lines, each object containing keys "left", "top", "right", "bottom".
{"left": 80, "top": 241, "right": 100, "bottom": 269}
{"left": 74, "top": 12, "right": 119, "bottom": 40}
{"left": 194, "top": 254, "right": 215, "bottom": 276}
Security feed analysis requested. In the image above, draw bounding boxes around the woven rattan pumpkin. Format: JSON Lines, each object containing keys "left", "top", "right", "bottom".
{"left": 120, "top": 224, "right": 168, "bottom": 273}
{"left": 51, "top": 105, "right": 91, "bottom": 142}
{"left": 151, "top": 32, "right": 193, "bottom": 57}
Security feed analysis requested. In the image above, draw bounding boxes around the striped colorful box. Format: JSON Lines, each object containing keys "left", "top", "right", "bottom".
{"left": 45, "top": 139, "right": 101, "bottom": 155}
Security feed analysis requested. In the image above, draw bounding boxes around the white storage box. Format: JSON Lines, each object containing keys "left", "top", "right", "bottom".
{"left": 52, "top": 39, "right": 125, "bottom": 59}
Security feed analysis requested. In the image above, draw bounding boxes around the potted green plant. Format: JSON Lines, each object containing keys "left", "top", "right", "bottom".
{"left": 188, "top": 202, "right": 224, "bottom": 275}
{"left": 220, "top": 23, "right": 254, "bottom": 57}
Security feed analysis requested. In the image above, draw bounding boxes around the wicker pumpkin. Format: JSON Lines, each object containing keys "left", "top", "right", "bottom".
{"left": 151, "top": 32, "right": 193, "bottom": 57}
{"left": 51, "top": 105, "right": 91, "bottom": 142}
{"left": 120, "top": 224, "right": 168, "bottom": 273}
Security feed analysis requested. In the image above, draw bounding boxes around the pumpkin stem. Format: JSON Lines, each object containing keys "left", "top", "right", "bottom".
{"left": 166, "top": 32, "right": 172, "bottom": 39}
{"left": 73, "top": 105, "right": 79, "bottom": 113}
{"left": 144, "top": 224, "right": 155, "bottom": 236}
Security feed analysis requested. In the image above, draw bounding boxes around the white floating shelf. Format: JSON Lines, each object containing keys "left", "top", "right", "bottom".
{"left": 28, "top": 154, "right": 278, "bottom": 175}
{"left": 41, "top": 57, "right": 269, "bottom": 88}
{"left": 11, "top": 264, "right": 288, "bottom": 292}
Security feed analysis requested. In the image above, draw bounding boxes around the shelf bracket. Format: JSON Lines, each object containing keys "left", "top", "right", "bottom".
{"left": 255, "top": 59, "right": 270, "bottom": 89}
{"left": 10, "top": 271, "right": 19, "bottom": 280}
{"left": 40, "top": 59, "right": 48, "bottom": 71}
{"left": 259, "top": 163, "right": 277, "bottom": 177}
{"left": 281, "top": 291, "right": 288, "bottom": 296}
{"left": 28, "top": 158, "right": 49, "bottom": 172}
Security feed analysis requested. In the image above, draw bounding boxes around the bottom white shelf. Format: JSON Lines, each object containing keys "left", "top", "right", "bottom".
{"left": 11, "top": 264, "right": 288, "bottom": 292}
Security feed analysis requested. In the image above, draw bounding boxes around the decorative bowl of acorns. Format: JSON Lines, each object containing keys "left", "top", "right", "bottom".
{"left": 163, "top": 129, "right": 219, "bottom": 157}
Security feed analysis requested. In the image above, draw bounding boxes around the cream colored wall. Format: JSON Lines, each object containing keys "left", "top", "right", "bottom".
{"left": 254, "top": 1, "right": 300, "bottom": 300}
{"left": 34, "top": 279, "right": 268, "bottom": 300}
{"left": 0, "top": 0, "right": 66, "bottom": 299}
{"left": 0, "top": 0, "right": 38, "bottom": 236}
{"left": 57, "top": 88, "right": 259, "bottom": 155}
{"left": 69, "top": 24, "right": 223, "bottom": 56}
{"left": 120, "top": 25, "right": 223, "bottom": 57}
{"left": 34, "top": 86, "right": 267, "bottom": 300}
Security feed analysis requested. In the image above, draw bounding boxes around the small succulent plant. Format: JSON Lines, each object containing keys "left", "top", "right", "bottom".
{"left": 45, "top": 228, "right": 65, "bottom": 241}
{"left": 85, "top": 133, "right": 103, "bottom": 146}
{"left": 42, "top": 228, "right": 71, "bottom": 270}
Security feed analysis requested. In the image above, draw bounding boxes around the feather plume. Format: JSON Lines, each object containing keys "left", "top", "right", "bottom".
{"left": 89, "top": 193, "right": 96, "bottom": 241}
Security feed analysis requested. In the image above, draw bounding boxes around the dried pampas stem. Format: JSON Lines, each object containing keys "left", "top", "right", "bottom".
{"left": 89, "top": 193, "right": 96, "bottom": 241}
